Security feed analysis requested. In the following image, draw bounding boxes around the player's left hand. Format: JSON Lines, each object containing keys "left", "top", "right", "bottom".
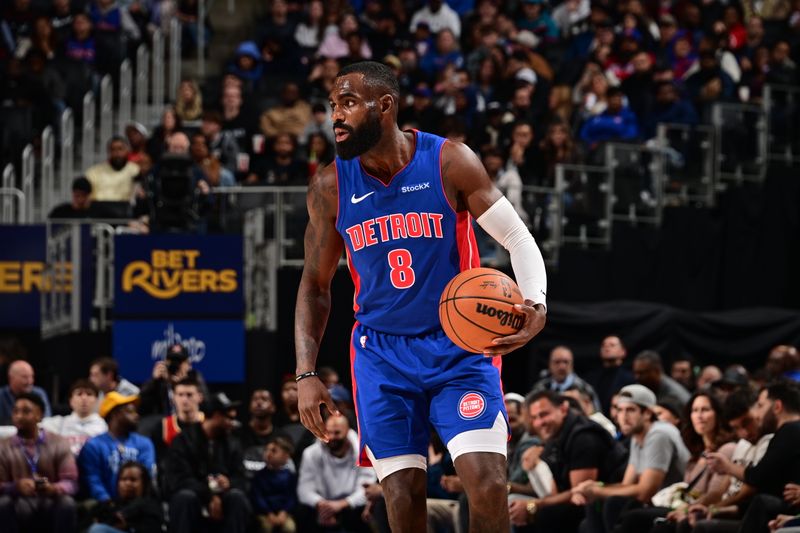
{"left": 484, "top": 300, "right": 546, "bottom": 357}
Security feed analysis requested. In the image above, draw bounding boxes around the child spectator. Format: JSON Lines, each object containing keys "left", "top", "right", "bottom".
{"left": 251, "top": 436, "right": 297, "bottom": 533}
{"left": 88, "top": 461, "right": 163, "bottom": 533}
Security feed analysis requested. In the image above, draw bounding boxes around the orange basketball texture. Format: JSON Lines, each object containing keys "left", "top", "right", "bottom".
{"left": 439, "top": 268, "right": 525, "bottom": 353}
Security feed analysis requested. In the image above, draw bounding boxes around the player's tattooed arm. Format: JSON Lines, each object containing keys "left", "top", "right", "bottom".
{"left": 439, "top": 141, "right": 503, "bottom": 216}
{"left": 295, "top": 163, "right": 342, "bottom": 440}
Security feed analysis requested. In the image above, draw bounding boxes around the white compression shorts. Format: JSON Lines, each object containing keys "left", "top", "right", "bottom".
{"left": 365, "top": 412, "right": 508, "bottom": 482}
{"left": 476, "top": 196, "right": 548, "bottom": 308}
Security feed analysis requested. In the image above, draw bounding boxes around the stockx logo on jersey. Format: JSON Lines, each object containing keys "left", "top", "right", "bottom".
{"left": 401, "top": 182, "right": 430, "bottom": 194}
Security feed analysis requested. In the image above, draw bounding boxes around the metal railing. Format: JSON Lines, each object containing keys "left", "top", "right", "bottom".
{"left": 764, "top": 84, "right": 800, "bottom": 165}
{"left": 41, "top": 223, "right": 82, "bottom": 339}
{"left": 59, "top": 109, "right": 74, "bottom": 202}
{"left": 1, "top": 164, "right": 26, "bottom": 224}
{"left": 99, "top": 75, "right": 114, "bottom": 152}
{"left": 212, "top": 186, "right": 309, "bottom": 266}
{"left": 40, "top": 127, "right": 56, "bottom": 218}
{"left": 606, "top": 143, "right": 664, "bottom": 226}
{"left": 81, "top": 91, "right": 96, "bottom": 173}
{"left": 712, "top": 102, "right": 767, "bottom": 184}
{"left": 21, "top": 145, "right": 35, "bottom": 223}
{"left": 243, "top": 208, "right": 278, "bottom": 331}
{"left": 0, "top": 24, "right": 182, "bottom": 226}
{"left": 169, "top": 19, "right": 182, "bottom": 103}
{"left": 655, "top": 123, "right": 716, "bottom": 207}
{"left": 555, "top": 164, "right": 613, "bottom": 249}
{"left": 92, "top": 223, "right": 117, "bottom": 331}
{"left": 521, "top": 186, "right": 561, "bottom": 268}
{"left": 135, "top": 44, "right": 151, "bottom": 127}
{"left": 118, "top": 60, "right": 132, "bottom": 133}
{"left": 212, "top": 185, "right": 564, "bottom": 268}
{"left": 152, "top": 30, "right": 165, "bottom": 124}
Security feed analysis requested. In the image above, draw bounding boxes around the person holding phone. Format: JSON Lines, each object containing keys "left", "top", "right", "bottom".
{"left": 0, "top": 392, "right": 79, "bottom": 533}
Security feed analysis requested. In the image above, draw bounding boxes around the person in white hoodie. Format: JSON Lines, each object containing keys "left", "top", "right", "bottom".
{"left": 297, "top": 414, "right": 376, "bottom": 532}
{"left": 41, "top": 379, "right": 108, "bottom": 455}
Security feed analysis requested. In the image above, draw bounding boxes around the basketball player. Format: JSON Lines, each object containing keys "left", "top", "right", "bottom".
{"left": 295, "top": 61, "right": 547, "bottom": 532}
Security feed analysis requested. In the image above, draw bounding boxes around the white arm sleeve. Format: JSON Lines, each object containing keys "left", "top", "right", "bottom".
{"left": 476, "top": 196, "right": 547, "bottom": 309}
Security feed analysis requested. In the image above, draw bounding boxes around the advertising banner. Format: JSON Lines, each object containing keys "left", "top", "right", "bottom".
{"left": 114, "top": 234, "right": 243, "bottom": 317}
{"left": 113, "top": 319, "right": 245, "bottom": 383}
{"left": 0, "top": 224, "right": 91, "bottom": 328}
{"left": 0, "top": 226, "right": 46, "bottom": 327}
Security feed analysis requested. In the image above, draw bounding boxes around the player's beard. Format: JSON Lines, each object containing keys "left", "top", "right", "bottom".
{"left": 334, "top": 108, "right": 382, "bottom": 160}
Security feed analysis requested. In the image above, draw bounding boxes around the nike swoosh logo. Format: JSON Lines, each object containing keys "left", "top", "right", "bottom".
{"left": 351, "top": 192, "right": 375, "bottom": 204}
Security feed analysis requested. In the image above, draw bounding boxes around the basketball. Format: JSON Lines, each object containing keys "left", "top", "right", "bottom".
{"left": 439, "top": 268, "right": 526, "bottom": 353}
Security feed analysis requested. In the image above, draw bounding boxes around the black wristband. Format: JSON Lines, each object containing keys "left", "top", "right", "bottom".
{"left": 295, "top": 371, "right": 319, "bottom": 382}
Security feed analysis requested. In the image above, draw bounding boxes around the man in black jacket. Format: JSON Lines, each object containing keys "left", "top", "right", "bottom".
{"left": 586, "top": 335, "right": 636, "bottom": 415}
{"left": 163, "top": 392, "right": 251, "bottom": 533}
{"left": 138, "top": 344, "right": 210, "bottom": 417}
{"left": 508, "top": 390, "right": 628, "bottom": 532}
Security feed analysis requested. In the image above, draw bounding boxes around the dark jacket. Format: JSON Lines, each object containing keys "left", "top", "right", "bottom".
{"left": 541, "top": 410, "right": 628, "bottom": 492}
{"left": 250, "top": 466, "right": 297, "bottom": 514}
{"left": 587, "top": 365, "right": 636, "bottom": 415}
{"left": 162, "top": 423, "right": 247, "bottom": 504}
{"left": 92, "top": 496, "right": 164, "bottom": 533}
{"left": 138, "top": 369, "right": 209, "bottom": 417}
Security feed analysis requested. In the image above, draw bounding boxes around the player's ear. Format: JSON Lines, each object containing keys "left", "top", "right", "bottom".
{"left": 379, "top": 94, "right": 394, "bottom": 114}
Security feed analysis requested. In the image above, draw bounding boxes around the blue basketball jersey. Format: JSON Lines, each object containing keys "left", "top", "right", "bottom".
{"left": 334, "top": 130, "right": 480, "bottom": 335}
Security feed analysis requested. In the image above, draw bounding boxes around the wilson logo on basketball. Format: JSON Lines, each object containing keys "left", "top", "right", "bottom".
{"left": 475, "top": 303, "right": 525, "bottom": 329}
{"left": 459, "top": 392, "right": 486, "bottom": 420}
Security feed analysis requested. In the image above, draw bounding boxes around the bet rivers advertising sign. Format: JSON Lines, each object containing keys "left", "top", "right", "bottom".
{"left": 114, "top": 234, "right": 243, "bottom": 317}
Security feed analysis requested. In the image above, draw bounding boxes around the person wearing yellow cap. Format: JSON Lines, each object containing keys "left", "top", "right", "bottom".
{"left": 77, "top": 392, "right": 156, "bottom": 502}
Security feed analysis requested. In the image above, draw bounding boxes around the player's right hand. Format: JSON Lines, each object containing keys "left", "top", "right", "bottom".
{"left": 298, "top": 377, "right": 339, "bottom": 442}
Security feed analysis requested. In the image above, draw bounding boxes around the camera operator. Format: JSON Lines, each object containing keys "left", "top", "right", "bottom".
{"left": 138, "top": 344, "right": 209, "bottom": 417}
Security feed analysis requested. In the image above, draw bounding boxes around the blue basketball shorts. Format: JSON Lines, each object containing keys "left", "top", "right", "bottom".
{"left": 349, "top": 322, "right": 509, "bottom": 466}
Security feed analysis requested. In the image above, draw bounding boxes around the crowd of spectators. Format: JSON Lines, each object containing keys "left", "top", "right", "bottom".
{"left": 1, "top": 0, "right": 795, "bottom": 232}
{"left": 0, "top": 338, "right": 799, "bottom": 532}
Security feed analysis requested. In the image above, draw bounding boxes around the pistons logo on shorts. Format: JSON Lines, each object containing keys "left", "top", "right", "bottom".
{"left": 458, "top": 391, "right": 486, "bottom": 420}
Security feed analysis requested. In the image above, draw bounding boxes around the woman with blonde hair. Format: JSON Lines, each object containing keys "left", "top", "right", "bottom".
{"left": 175, "top": 79, "right": 203, "bottom": 122}
{"left": 547, "top": 84, "right": 574, "bottom": 125}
